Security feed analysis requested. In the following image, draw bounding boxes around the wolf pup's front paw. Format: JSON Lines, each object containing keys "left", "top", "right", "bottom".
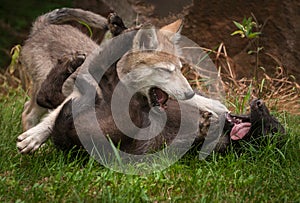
{"left": 67, "top": 52, "right": 86, "bottom": 73}
{"left": 16, "top": 126, "right": 50, "bottom": 154}
{"left": 198, "top": 111, "right": 212, "bottom": 139}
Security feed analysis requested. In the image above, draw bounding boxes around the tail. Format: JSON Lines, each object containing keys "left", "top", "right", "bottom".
{"left": 32, "top": 7, "right": 108, "bottom": 34}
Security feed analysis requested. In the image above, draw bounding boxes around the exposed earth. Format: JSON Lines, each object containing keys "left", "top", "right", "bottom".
{"left": 1, "top": 0, "right": 299, "bottom": 83}
{"left": 76, "top": 0, "right": 300, "bottom": 82}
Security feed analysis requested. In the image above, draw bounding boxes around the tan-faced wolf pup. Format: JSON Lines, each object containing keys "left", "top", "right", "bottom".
{"left": 17, "top": 8, "right": 229, "bottom": 154}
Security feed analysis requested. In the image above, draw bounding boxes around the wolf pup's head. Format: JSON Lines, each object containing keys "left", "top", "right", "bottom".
{"left": 117, "top": 20, "right": 195, "bottom": 111}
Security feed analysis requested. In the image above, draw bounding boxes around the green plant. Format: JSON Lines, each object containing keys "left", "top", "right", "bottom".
{"left": 227, "top": 83, "right": 252, "bottom": 114}
{"left": 231, "top": 17, "right": 261, "bottom": 39}
{"left": 78, "top": 21, "right": 93, "bottom": 38}
{"left": 231, "top": 15, "right": 264, "bottom": 84}
{"left": 8, "top": 45, "right": 21, "bottom": 72}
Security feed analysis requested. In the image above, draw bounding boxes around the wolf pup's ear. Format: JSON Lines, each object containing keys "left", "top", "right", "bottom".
{"left": 160, "top": 19, "right": 183, "bottom": 34}
{"left": 132, "top": 27, "right": 159, "bottom": 51}
{"left": 160, "top": 19, "right": 183, "bottom": 44}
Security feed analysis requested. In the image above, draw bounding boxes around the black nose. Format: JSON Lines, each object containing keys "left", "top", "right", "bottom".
{"left": 184, "top": 91, "right": 195, "bottom": 100}
{"left": 256, "top": 99, "right": 263, "bottom": 107}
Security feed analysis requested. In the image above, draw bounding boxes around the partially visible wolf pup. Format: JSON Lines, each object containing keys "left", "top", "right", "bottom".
{"left": 35, "top": 53, "right": 208, "bottom": 153}
{"left": 20, "top": 8, "right": 108, "bottom": 131}
{"left": 36, "top": 52, "right": 86, "bottom": 109}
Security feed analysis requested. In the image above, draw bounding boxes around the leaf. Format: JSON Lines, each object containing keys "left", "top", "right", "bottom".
{"left": 242, "top": 17, "right": 247, "bottom": 25}
{"left": 107, "top": 137, "right": 123, "bottom": 167}
{"left": 78, "top": 20, "right": 93, "bottom": 38}
{"left": 246, "top": 17, "right": 253, "bottom": 24}
{"left": 242, "top": 83, "right": 252, "bottom": 114}
{"left": 247, "top": 50, "right": 255, "bottom": 55}
{"left": 231, "top": 30, "right": 244, "bottom": 37}
{"left": 289, "top": 75, "right": 296, "bottom": 81}
{"left": 247, "top": 32, "right": 261, "bottom": 39}
{"left": 9, "top": 45, "right": 21, "bottom": 74}
{"left": 257, "top": 46, "right": 264, "bottom": 52}
{"left": 259, "top": 66, "right": 266, "bottom": 72}
{"left": 233, "top": 21, "right": 244, "bottom": 31}
{"left": 259, "top": 78, "right": 265, "bottom": 93}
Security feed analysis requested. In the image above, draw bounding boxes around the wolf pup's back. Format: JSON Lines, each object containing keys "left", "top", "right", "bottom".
{"left": 21, "top": 8, "right": 108, "bottom": 83}
{"left": 20, "top": 8, "right": 110, "bottom": 131}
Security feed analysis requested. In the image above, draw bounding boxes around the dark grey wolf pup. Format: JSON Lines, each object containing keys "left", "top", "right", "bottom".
{"left": 35, "top": 50, "right": 285, "bottom": 154}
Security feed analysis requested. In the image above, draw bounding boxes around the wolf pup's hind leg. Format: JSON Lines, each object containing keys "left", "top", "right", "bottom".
{"left": 22, "top": 86, "right": 48, "bottom": 131}
{"left": 17, "top": 53, "right": 85, "bottom": 154}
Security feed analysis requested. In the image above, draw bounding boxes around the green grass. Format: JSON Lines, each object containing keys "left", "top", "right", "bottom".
{"left": 0, "top": 87, "right": 299, "bottom": 202}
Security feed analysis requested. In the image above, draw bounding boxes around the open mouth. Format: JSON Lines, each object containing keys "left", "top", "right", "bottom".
{"left": 226, "top": 113, "right": 251, "bottom": 140}
{"left": 149, "top": 87, "right": 169, "bottom": 110}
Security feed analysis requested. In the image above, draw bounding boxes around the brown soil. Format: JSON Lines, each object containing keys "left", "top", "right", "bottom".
{"left": 2, "top": 0, "right": 299, "bottom": 82}
{"left": 183, "top": 0, "right": 299, "bottom": 82}
{"left": 99, "top": 0, "right": 299, "bottom": 83}
{"left": 75, "top": 0, "right": 299, "bottom": 114}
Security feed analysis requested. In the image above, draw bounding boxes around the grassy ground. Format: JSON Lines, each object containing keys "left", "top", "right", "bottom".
{"left": 0, "top": 87, "right": 299, "bottom": 202}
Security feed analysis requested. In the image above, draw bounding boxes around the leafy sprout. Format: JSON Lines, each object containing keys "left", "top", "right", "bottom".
{"left": 231, "top": 17, "right": 261, "bottom": 39}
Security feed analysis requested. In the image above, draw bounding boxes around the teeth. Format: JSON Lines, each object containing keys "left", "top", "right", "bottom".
{"left": 150, "top": 88, "right": 159, "bottom": 107}
{"left": 149, "top": 88, "right": 168, "bottom": 108}
{"left": 151, "top": 102, "right": 159, "bottom": 107}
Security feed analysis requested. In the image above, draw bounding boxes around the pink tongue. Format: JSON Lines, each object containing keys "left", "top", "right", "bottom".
{"left": 230, "top": 122, "right": 251, "bottom": 140}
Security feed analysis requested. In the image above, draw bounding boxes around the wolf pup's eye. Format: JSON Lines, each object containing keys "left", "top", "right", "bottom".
{"left": 158, "top": 67, "right": 175, "bottom": 73}
{"left": 158, "top": 67, "right": 173, "bottom": 73}
{"left": 156, "top": 62, "right": 175, "bottom": 73}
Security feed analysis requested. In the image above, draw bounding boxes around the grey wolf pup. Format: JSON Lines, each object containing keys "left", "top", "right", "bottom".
{"left": 17, "top": 8, "right": 228, "bottom": 154}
